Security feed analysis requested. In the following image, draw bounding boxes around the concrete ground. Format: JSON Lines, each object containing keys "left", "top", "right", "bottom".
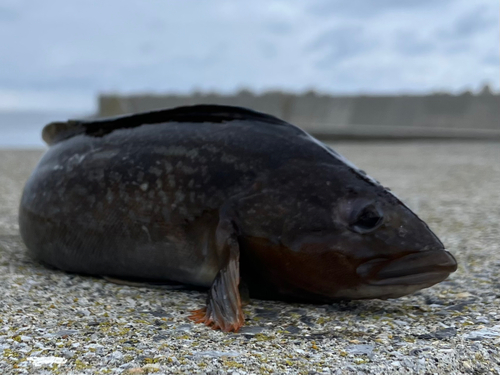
{"left": 0, "top": 142, "right": 499, "bottom": 375}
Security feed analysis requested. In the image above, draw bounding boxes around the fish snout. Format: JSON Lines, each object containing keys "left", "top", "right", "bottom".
{"left": 357, "top": 250, "right": 457, "bottom": 287}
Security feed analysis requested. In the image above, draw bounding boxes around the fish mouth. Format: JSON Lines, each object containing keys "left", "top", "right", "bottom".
{"left": 357, "top": 250, "right": 457, "bottom": 287}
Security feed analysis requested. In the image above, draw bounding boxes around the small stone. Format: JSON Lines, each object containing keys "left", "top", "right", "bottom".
{"left": 120, "top": 362, "right": 139, "bottom": 369}
{"left": 143, "top": 364, "right": 160, "bottom": 370}
{"left": 255, "top": 308, "right": 279, "bottom": 320}
{"left": 148, "top": 309, "right": 170, "bottom": 317}
{"left": 284, "top": 326, "right": 301, "bottom": 334}
{"left": 175, "top": 323, "right": 192, "bottom": 332}
{"left": 61, "top": 349, "right": 75, "bottom": 358}
{"left": 111, "top": 350, "right": 124, "bottom": 360}
{"left": 446, "top": 302, "right": 471, "bottom": 312}
{"left": 475, "top": 317, "right": 490, "bottom": 324}
{"left": 76, "top": 309, "right": 91, "bottom": 316}
{"left": 465, "top": 326, "right": 500, "bottom": 340}
{"left": 239, "top": 326, "right": 266, "bottom": 335}
{"left": 425, "top": 296, "right": 445, "bottom": 305}
{"left": 54, "top": 329, "right": 78, "bottom": 337}
{"left": 416, "top": 327, "right": 457, "bottom": 340}
{"left": 409, "top": 348, "right": 423, "bottom": 356}
{"left": 127, "top": 368, "right": 144, "bottom": 374}
{"left": 153, "top": 334, "right": 168, "bottom": 342}
{"left": 346, "top": 344, "right": 374, "bottom": 357}
{"left": 27, "top": 356, "right": 67, "bottom": 367}
{"left": 433, "top": 327, "right": 457, "bottom": 340}
{"left": 193, "top": 350, "right": 241, "bottom": 358}
{"left": 86, "top": 343, "right": 104, "bottom": 351}
{"left": 416, "top": 333, "right": 434, "bottom": 340}
{"left": 300, "top": 316, "right": 315, "bottom": 327}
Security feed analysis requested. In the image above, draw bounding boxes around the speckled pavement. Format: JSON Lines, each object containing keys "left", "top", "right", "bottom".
{"left": 1, "top": 142, "right": 499, "bottom": 375}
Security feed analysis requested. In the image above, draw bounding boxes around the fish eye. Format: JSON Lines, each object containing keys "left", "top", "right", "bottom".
{"left": 350, "top": 205, "right": 383, "bottom": 234}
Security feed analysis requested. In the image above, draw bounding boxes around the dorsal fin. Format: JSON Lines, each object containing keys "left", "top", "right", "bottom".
{"left": 42, "top": 105, "right": 292, "bottom": 146}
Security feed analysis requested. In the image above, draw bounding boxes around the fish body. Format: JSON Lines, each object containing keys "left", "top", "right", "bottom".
{"left": 19, "top": 105, "right": 457, "bottom": 331}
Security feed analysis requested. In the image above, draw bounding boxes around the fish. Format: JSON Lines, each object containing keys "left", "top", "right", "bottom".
{"left": 18, "top": 104, "right": 457, "bottom": 332}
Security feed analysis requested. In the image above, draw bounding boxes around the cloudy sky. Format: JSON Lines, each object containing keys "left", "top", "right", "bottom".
{"left": 0, "top": 0, "right": 498, "bottom": 112}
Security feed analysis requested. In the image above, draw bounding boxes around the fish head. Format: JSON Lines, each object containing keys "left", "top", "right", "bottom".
{"left": 242, "top": 162, "right": 457, "bottom": 302}
{"left": 326, "top": 185, "right": 458, "bottom": 299}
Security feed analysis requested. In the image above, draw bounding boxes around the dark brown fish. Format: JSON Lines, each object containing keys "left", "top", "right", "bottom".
{"left": 18, "top": 105, "right": 457, "bottom": 332}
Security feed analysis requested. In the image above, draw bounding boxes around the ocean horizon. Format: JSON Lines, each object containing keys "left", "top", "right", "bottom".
{"left": 0, "top": 111, "right": 89, "bottom": 148}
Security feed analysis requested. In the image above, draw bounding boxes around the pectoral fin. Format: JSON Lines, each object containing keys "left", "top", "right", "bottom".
{"left": 189, "top": 216, "right": 244, "bottom": 332}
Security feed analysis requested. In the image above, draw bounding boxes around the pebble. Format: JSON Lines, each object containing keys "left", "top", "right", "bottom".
{"left": 239, "top": 326, "right": 266, "bottom": 335}
{"left": 26, "top": 356, "right": 67, "bottom": 367}
{"left": 346, "top": 344, "right": 374, "bottom": 357}
{"left": 192, "top": 351, "right": 242, "bottom": 358}
{"left": 464, "top": 326, "right": 500, "bottom": 340}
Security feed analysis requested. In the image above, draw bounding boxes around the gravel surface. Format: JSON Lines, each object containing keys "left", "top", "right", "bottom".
{"left": 1, "top": 142, "right": 499, "bottom": 375}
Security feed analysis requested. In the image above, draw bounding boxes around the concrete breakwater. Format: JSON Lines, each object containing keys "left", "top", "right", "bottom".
{"left": 97, "top": 90, "right": 500, "bottom": 140}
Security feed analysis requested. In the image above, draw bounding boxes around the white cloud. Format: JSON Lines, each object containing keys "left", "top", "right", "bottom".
{"left": 0, "top": 0, "right": 497, "bottom": 111}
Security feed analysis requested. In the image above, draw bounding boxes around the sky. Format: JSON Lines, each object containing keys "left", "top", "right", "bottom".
{"left": 0, "top": 0, "right": 498, "bottom": 112}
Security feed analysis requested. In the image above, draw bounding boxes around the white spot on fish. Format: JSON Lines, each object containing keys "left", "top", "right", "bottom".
{"left": 153, "top": 146, "right": 170, "bottom": 155}
{"left": 141, "top": 225, "right": 152, "bottom": 242}
{"left": 89, "top": 149, "right": 119, "bottom": 160}
{"left": 140, "top": 182, "right": 149, "bottom": 191}
{"left": 65, "top": 153, "right": 87, "bottom": 171}
{"left": 68, "top": 154, "right": 86, "bottom": 164}
{"left": 106, "top": 189, "right": 114, "bottom": 203}
{"left": 168, "top": 175, "right": 176, "bottom": 188}
{"left": 221, "top": 153, "right": 237, "bottom": 163}
{"left": 175, "top": 191, "right": 185, "bottom": 203}
{"left": 158, "top": 191, "right": 168, "bottom": 204}
{"left": 181, "top": 165, "right": 196, "bottom": 174}
{"left": 149, "top": 166, "right": 162, "bottom": 176}
{"left": 153, "top": 145, "right": 199, "bottom": 158}
{"left": 164, "top": 161, "right": 173, "bottom": 173}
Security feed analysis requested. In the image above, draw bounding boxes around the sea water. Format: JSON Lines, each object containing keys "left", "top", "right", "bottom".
{"left": 0, "top": 111, "right": 85, "bottom": 148}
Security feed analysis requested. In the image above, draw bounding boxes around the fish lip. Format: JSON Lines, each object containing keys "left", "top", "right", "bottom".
{"left": 368, "top": 271, "right": 452, "bottom": 286}
{"left": 357, "top": 249, "right": 457, "bottom": 286}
